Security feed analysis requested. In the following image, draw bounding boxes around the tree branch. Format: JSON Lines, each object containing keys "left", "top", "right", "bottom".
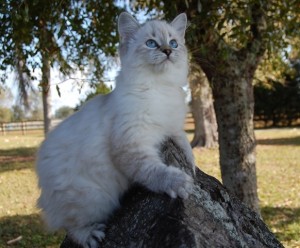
{"left": 61, "top": 138, "right": 283, "bottom": 248}
{"left": 241, "top": 2, "right": 267, "bottom": 60}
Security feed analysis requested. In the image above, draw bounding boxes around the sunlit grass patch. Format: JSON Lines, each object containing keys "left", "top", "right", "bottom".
{"left": 262, "top": 207, "right": 300, "bottom": 248}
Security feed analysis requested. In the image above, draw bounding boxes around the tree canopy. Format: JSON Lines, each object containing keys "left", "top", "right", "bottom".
{"left": 0, "top": 0, "right": 121, "bottom": 103}
{"left": 55, "top": 106, "right": 74, "bottom": 119}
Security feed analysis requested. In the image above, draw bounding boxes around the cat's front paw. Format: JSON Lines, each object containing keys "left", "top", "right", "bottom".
{"left": 87, "top": 223, "right": 105, "bottom": 248}
{"left": 164, "top": 167, "right": 194, "bottom": 199}
{"left": 69, "top": 223, "right": 105, "bottom": 248}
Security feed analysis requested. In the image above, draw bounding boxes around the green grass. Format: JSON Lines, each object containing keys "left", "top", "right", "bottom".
{"left": 0, "top": 129, "right": 299, "bottom": 247}
{"left": 256, "top": 128, "right": 300, "bottom": 248}
{"left": 0, "top": 132, "right": 64, "bottom": 248}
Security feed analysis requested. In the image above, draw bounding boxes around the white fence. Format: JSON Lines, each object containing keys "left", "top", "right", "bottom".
{"left": 0, "top": 120, "right": 61, "bottom": 135}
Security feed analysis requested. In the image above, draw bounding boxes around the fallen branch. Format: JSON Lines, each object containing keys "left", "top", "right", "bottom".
{"left": 7, "top": 235, "right": 22, "bottom": 245}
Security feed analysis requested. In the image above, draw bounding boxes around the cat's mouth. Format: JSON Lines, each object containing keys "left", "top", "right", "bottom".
{"left": 151, "top": 57, "right": 175, "bottom": 72}
{"left": 159, "top": 55, "right": 174, "bottom": 65}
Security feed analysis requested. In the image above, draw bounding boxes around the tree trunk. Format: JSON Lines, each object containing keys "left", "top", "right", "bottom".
{"left": 60, "top": 139, "right": 282, "bottom": 248}
{"left": 15, "top": 46, "right": 30, "bottom": 108}
{"left": 39, "top": 21, "right": 52, "bottom": 135}
{"left": 210, "top": 68, "right": 260, "bottom": 214}
{"left": 41, "top": 54, "right": 52, "bottom": 134}
{"left": 189, "top": 63, "right": 218, "bottom": 148}
{"left": 197, "top": 49, "right": 261, "bottom": 214}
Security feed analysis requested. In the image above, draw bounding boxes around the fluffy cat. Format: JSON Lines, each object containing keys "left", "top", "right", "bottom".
{"left": 36, "top": 12, "right": 195, "bottom": 248}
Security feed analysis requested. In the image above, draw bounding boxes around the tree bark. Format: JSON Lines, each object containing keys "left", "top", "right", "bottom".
{"left": 189, "top": 63, "right": 218, "bottom": 148}
{"left": 41, "top": 55, "right": 51, "bottom": 134}
{"left": 39, "top": 21, "right": 52, "bottom": 135}
{"left": 15, "top": 46, "right": 30, "bottom": 108}
{"left": 208, "top": 63, "right": 260, "bottom": 214}
{"left": 60, "top": 139, "right": 282, "bottom": 248}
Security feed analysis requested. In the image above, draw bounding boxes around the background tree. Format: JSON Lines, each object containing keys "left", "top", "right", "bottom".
{"left": 0, "top": 108, "right": 12, "bottom": 123}
{"left": 0, "top": 86, "right": 13, "bottom": 122}
{"left": 254, "top": 59, "right": 300, "bottom": 127}
{"left": 75, "top": 82, "right": 112, "bottom": 110}
{"left": 132, "top": 0, "right": 300, "bottom": 213}
{"left": 11, "top": 105, "right": 25, "bottom": 122}
{"left": 189, "top": 63, "right": 218, "bottom": 148}
{"left": 0, "top": 0, "right": 121, "bottom": 134}
{"left": 0, "top": 86, "right": 13, "bottom": 108}
{"left": 55, "top": 106, "right": 74, "bottom": 119}
{"left": 25, "top": 91, "right": 43, "bottom": 121}
{"left": 253, "top": 41, "right": 300, "bottom": 127}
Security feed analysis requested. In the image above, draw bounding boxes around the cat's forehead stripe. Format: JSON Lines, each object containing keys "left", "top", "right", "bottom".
{"left": 147, "top": 21, "right": 173, "bottom": 40}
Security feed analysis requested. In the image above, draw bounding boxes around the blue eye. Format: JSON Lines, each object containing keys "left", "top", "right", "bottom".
{"left": 169, "top": 39, "right": 178, "bottom": 48}
{"left": 146, "top": 39, "right": 158, "bottom": 48}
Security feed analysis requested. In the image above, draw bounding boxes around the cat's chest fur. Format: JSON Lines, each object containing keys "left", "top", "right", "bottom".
{"left": 144, "top": 85, "right": 186, "bottom": 130}
{"left": 113, "top": 74, "right": 187, "bottom": 134}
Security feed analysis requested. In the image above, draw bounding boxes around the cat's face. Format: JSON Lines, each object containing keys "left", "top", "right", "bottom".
{"left": 118, "top": 13, "right": 188, "bottom": 73}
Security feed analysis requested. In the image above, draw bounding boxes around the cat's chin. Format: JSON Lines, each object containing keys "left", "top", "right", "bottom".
{"left": 151, "top": 58, "right": 175, "bottom": 72}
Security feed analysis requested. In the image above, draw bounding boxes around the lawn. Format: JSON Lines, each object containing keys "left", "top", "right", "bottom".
{"left": 0, "top": 128, "right": 299, "bottom": 247}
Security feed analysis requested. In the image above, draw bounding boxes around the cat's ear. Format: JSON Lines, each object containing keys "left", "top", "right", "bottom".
{"left": 118, "top": 12, "right": 140, "bottom": 42}
{"left": 170, "top": 13, "right": 187, "bottom": 37}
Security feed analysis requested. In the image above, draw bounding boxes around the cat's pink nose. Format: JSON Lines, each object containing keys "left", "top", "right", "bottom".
{"left": 162, "top": 48, "right": 172, "bottom": 56}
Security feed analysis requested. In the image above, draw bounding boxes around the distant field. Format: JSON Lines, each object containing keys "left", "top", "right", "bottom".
{"left": 0, "top": 128, "right": 299, "bottom": 247}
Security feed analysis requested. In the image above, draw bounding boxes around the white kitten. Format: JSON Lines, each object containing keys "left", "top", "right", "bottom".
{"left": 36, "top": 12, "right": 195, "bottom": 248}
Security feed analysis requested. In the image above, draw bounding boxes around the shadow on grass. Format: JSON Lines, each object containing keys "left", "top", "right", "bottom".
{"left": 0, "top": 213, "right": 64, "bottom": 248}
{"left": 256, "top": 136, "right": 300, "bottom": 146}
{"left": 0, "top": 147, "right": 37, "bottom": 173}
{"left": 0, "top": 147, "right": 37, "bottom": 157}
{"left": 262, "top": 206, "right": 300, "bottom": 243}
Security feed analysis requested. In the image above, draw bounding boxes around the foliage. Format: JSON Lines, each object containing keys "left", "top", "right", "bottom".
{"left": 0, "top": 86, "right": 13, "bottom": 122}
{"left": 3, "top": 92, "right": 44, "bottom": 122}
{"left": 55, "top": 106, "right": 74, "bottom": 119}
{"left": 0, "top": 107, "right": 12, "bottom": 122}
{"left": 254, "top": 60, "right": 300, "bottom": 126}
{"left": 28, "top": 108, "right": 43, "bottom": 121}
{"left": 134, "top": 0, "right": 299, "bottom": 55}
{"left": 11, "top": 105, "right": 25, "bottom": 122}
{"left": 75, "top": 82, "right": 112, "bottom": 110}
{"left": 254, "top": 52, "right": 295, "bottom": 86}
{"left": 85, "top": 83, "right": 112, "bottom": 100}
{"left": 0, "top": 0, "right": 121, "bottom": 100}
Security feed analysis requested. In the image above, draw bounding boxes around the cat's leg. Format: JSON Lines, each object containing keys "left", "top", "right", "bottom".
{"left": 158, "top": 164, "right": 194, "bottom": 199}
{"left": 114, "top": 146, "right": 194, "bottom": 199}
{"left": 138, "top": 158, "right": 193, "bottom": 199}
